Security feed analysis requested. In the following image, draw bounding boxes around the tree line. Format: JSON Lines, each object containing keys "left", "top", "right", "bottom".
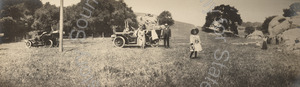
{"left": 0, "top": 0, "right": 138, "bottom": 43}
{"left": 202, "top": 3, "right": 299, "bottom": 36}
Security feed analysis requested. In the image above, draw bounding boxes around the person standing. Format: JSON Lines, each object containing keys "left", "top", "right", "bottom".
{"left": 138, "top": 24, "right": 146, "bottom": 49}
{"left": 261, "top": 36, "right": 268, "bottom": 50}
{"left": 163, "top": 24, "right": 171, "bottom": 48}
{"left": 190, "top": 28, "right": 202, "bottom": 58}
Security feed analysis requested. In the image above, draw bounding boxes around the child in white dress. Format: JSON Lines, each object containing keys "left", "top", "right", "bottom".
{"left": 190, "top": 28, "right": 202, "bottom": 58}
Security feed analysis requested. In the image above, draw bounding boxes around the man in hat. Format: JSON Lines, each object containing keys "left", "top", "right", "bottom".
{"left": 163, "top": 23, "right": 171, "bottom": 48}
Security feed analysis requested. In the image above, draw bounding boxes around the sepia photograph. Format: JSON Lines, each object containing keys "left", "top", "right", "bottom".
{"left": 0, "top": 0, "right": 300, "bottom": 86}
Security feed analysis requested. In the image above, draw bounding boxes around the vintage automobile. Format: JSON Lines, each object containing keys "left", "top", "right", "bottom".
{"left": 111, "top": 29, "right": 162, "bottom": 48}
{"left": 25, "top": 31, "right": 59, "bottom": 48}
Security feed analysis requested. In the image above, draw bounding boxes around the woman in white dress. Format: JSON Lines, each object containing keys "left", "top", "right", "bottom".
{"left": 190, "top": 28, "right": 202, "bottom": 58}
{"left": 137, "top": 25, "right": 146, "bottom": 49}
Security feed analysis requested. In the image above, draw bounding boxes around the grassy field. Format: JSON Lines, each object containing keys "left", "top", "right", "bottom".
{"left": 0, "top": 22, "right": 300, "bottom": 87}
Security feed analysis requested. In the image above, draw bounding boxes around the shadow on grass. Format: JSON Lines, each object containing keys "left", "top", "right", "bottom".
{"left": 226, "top": 62, "right": 299, "bottom": 87}
{"left": 292, "top": 76, "right": 300, "bottom": 87}
{"left": 122, "top": 45, "right": 167, "bottom": 49}
{"left": 0, "top": 78, "right": 14, "bottom": 87}
{"left": 189, "top": 56, "right": 203, "bottom": 60}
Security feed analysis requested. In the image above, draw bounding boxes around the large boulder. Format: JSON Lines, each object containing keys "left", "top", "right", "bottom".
{"left": 268, "top": 15, "right": 300, "bottom": 45}
{"left": 137, "top": 14, "right": 161, "bottom": 30}
{"left": 247, "top": 30, "right": 264, "bottom": 39}
{"left": 268, "top": 16, "right": 291, "bottom": 38}
{"left": 278, "top": 28, "right": 300, "bottom": 50}
{"left": 290, "top": 15, "right": 300, "bottom": 28}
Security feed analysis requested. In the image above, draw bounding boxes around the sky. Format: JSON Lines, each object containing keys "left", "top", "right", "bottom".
{"left": 41, "top": 0, "right": 299, "bottom": 26}
{"left": 40, "top": 0, "right": 80, "bottom": 6}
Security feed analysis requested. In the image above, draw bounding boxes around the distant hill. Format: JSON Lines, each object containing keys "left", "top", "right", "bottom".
{"left": 170, "top": 21, "right": 195, "bottom": 39}
{"left": 241, "top": 22, "right": 263, "bottom": 27}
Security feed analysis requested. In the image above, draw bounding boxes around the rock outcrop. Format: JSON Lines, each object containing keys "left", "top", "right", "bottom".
{"left": 247, "top": 30, "right": 264, "bottom": 39}
{"left": 268, "top": 15, "right": 300, "bottom": 51}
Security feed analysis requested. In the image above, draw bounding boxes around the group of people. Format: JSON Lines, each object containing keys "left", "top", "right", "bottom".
{"left": 133, "top": 23, "right": 203, "bottom": 59}
{"left": 136, "top": 23, "right": 172, "bottom": 49}
{"left": 132, "top": 20, "right": 271, "bottom": 59}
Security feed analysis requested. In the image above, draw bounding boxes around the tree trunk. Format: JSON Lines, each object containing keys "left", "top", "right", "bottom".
{"left": 102, "top": 32, "right": 104, "bottom": 38}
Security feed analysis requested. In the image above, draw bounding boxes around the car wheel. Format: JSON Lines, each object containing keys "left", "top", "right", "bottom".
{"left": 45, "top": 40, "right": 53, "bottom": 48}
{"left": 25, "top": 40, "right": 32, "bottom": 48}
{"left": 113, "top": 36, "right": 125, "bottom": 48}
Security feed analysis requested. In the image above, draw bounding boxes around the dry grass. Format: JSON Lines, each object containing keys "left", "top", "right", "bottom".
{"left": 0, "top": 24, "right": 300, "bottom": 87}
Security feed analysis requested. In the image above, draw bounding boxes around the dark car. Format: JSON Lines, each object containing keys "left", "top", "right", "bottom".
{"left": 25, "top": 31, "right": 59, "bottom": 48}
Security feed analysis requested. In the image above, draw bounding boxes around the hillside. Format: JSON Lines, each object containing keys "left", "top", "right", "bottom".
{"left": 134, "top": 12, "right": 195, "bottom": 40}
